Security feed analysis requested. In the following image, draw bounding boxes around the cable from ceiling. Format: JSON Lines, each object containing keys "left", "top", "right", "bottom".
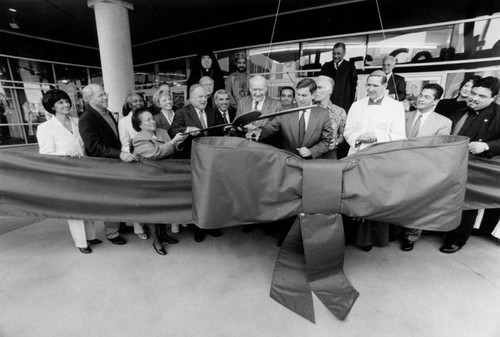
{"left": 264, "top": 0, "right": 283, "bottom": 74}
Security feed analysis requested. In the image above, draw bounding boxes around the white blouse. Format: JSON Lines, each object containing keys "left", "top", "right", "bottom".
{"left": 118, "top": 113, "right": 137, "bottom": 153}
{"left": 36, "top": 116, "right": 84, "bottom": 156}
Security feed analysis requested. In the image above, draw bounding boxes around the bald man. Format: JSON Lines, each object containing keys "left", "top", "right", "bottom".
{"left": 235, "top": 75, "right": 281, "bottom": 129}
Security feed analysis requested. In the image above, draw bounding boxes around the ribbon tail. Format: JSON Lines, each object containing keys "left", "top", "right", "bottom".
{"left": 301, "top": 213, "right": 359, "bottom": 321}
{"left": 270, "top": 217, "right": 316, "bottom": 323}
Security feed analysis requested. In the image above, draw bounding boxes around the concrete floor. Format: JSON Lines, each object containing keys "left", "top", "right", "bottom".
{"left": 0, "top": 217, "right": 499, "bottom": 337}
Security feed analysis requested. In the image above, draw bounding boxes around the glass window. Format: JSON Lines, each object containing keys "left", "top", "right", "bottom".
{"left": 134, "top": 63, "right": 157, "bottom": 90}
{"left": 302, "top": 36, "right": 368, "bottom": 75}
{"left": 248, "top": 43, "right": 300, "bottom": 79}
{"left": 367, "top": 26, "right": 453, "bottom": 65}
{"left": 157, "top": 59, "right": 188, "bottom": 86}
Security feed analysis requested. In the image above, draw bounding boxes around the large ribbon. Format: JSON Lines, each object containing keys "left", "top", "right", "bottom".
{"left": 1, "top": 136, "right": 498, "bottom": 322}
{"left": 191, "top": 136, "right": 470, "bottom": 322}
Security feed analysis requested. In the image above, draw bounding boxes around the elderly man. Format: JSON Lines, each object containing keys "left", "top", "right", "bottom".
{"left": 236, "top": 75, "right": 281, "bottom": 129}
{"left": 171, "top": 84, "right": 225, "bottom": 242}
{"left": 79, "top": 84, "right": 138, "bottom": 245}
{"left": 401, "top": 83, "right": 451, "bottom": 251}
{"left": 199, "top": 76, "right": 215, "bottom": 108}
{"left": 314, "top": 75, "right": 346, "bottom": 159}
{"left": 344, "top": 70, "right": 406, "bottom": 251}
{"left": 441, "top": 76, "right": 500, "bottom": 254}
{"left": 213, "top": 89, "right": 235, "bottom": 124}
{"left": 382, "top": 55, "right": 406, "bottom": 101}
{"left": 225, "top": 52, "right": 250, "bottom": 108}
{"left": 319, "top": 42, "right": 358, "bottom": 111}
{"left": 246, "top": 78, "right": 332, "bottom": 159}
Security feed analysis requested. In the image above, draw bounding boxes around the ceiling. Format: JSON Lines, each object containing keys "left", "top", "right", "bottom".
{"left": 0, "top": 0, "right": 499, "bottom": 66}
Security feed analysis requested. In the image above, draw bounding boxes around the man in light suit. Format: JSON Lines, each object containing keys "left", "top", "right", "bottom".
{"left": 382, "top": 55, "right": 406, "bottom": 101}
{"left": 246, "top": 78, "right": 332, "bottom": 159}
{"left": 236, "top": 75, "right": 281, "bottom": 129}
{"left": 79, "top": 84, "right": 138, "bottom": 245}
{"left": 401, "top": 83, "right": 451, "bottom": 251}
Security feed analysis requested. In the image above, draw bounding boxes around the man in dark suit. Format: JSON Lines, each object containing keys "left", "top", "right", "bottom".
{"left": 246, "top": 78, "right": 333, "bottom": 159}
{"left": 382, "top": 55, "right": 406, "bottom": 101}
{"left": 319, "top": 42, "right": 358, "bottom": 111}
{"left": 213, "top": 89, "right": 236, "bottom": 124}
{"left": 441, "top": 76, "right": 500, "bottom": 253}
{"left": 171, "top": 84, "right": 224, "bottom": 242}
{"left": 79, "top": 84, "right": 138, "bottom": 245}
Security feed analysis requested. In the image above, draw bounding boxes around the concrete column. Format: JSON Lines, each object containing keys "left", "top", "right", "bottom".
{"left": 88, "top": 0, "right": 134, "bottom": 115}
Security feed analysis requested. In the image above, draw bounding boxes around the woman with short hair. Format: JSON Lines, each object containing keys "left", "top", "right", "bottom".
{"left": 37, "top": 89, "right": 100, "bottom": 254}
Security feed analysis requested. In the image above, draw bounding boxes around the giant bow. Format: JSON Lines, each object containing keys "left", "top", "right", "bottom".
{"left": 191, "top": 135, "right": 469, "bottom": 322}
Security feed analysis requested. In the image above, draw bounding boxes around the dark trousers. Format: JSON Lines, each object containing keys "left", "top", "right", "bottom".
{"left": 446, "top": 210, "right": 478, "bottom": 246}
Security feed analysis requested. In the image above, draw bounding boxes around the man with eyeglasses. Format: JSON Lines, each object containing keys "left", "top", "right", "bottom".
{"left": 343, "top": 70, "right": 406, "bottom": 251}
{"left": 79, "top": 83, "right": 138, "bottom": 245}
{"left": 440, "top": 76, "right": 500, "bottom": 254}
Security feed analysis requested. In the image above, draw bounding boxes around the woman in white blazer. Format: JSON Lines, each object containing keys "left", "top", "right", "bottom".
{"left": 37, "top": 89, "right": 100, "bottom": 254}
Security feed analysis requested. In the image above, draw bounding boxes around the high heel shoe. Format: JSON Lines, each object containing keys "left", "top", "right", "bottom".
{"left": 153, "top": 242, "right": 167, "bottom": 256}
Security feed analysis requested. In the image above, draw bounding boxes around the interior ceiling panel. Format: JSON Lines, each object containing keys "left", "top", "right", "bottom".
{"left": 0, "top": 0, "right": 498, "bottom": 65}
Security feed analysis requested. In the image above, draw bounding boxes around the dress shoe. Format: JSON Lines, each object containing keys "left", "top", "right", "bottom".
{"left": 401, "top": 240, "right": 414, "bottom": 252}
{"left": 160, "top": 234, "right": 179, "bottom": 244}
{"left": 194, "top": 229, "right": 205, "bottom": 243}
{"left": 208, "top": 229, "right": 222, "bottom": 237}
{"left": 87, "top": 239, "right": 103, "bottom": 245}
{"left": 357, "top": 244, "right": 373, "bottom": 252}
{"left": 79, "top": 246, "right": 92, "bottom": 254}
{"left": 108, "top": 236, "right": 127, "bottom": 245}
{"left": 439, "top": 243, "right": 462, "bottom": 254}
{"left": 153, "top": 242, "right": 167, "bottom": 256}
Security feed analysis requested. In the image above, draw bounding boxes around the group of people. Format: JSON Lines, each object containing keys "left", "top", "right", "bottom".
{"left": 35, "top": 43, "right": 500, "bottom": 256}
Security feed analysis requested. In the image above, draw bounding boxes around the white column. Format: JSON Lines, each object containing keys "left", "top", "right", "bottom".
{"left": 88, "top": 0, "right": 134, "bottom": 115}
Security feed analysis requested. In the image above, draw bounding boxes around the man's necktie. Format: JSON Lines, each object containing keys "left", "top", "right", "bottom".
{"left": 222, "top": 112, "right": 229, "bottom": 124}
{"left": 410, "top": 114, "right": 422, "bottom": 138}
{"left": 253, "top": 101, "right": 259, "bottom": 111}
{"left": 199, "top": 111, "right": 207, "bottom": 129}
{"left": 298, "top": 111, "right": 306, "bottom": 146}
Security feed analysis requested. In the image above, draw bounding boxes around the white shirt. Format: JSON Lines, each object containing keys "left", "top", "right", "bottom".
{"left": 413, "top": 109, "right": 432, "bottom": 130}
{"left": 37, "top": 116, "right": 84, "bottom": 156}
{"left": 344, "top": 96, "right": 406, "bottom": 154}
{"left": 161, "top": 109, "right": 174, "bottom": 125}
{"left": 195, "top": 107, "right": 208, "bottom": 128}
{"left": 298, "top": 108, "right": 311, "bottom": 129}
{"left": 118, "top": 113, "right": 137, "bottom": 153}
{"left": 219, "top": 109, "right": 231, "bottom": 123}
{"left": 252, "top": 100, "right": 265, "bottom": 111}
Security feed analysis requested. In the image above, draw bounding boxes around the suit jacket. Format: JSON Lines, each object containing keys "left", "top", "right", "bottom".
{"left": 435, "top": 98, "right": 467, "bottom": 119}
{"left": 217, "top": 107, "right": 236, "bottom": 123}
{"left": 386, "top": 73, "right": 406, "bottom": 101}
{"left": 132, "top": 128, "right": 175, "bottom": 160}
{"left": 79, "top": 105, "right": 121, "bottom": 158}
{"left": 37, "top": 116, "right": 84, "bottom": 156}
{"left": 236, "top": 95, "right": 282, "bottom": 127}
{"left": 405, "top": 110, "right": 451, "bottom": 138}
{"left": 171, "top": 104, "right": 225, "bottom": 158}
{"left": 260, "top": 106, "right": 333, "bottom": 159}
{"left": 320, "top": 59, "right": 358, "bottom": 111}
{"left": 153, "top": 111, "right": 174, "bottom": 137}
{"left": 462, "top": 103, "right": 500, "bottom": 158}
